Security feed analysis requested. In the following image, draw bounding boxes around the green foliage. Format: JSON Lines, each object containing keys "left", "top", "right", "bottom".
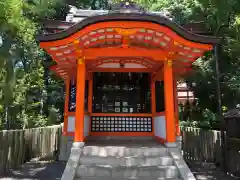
{"left": 48, "top": 106, "right": 62, "bottom": 125}
{"left": 145, "top": 0, "right": 240, "bottom": 127}
{"left": 180, "top": 120, "right": 211, "bottom": 129}
{"left": 0, "top": 0, "right": 67, "bottom": 130}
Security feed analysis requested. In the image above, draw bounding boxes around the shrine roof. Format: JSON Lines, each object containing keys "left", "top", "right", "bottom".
{"left": 38, "top": 0, "right": 221, "bottom": 80}
{"left": 224, "top": 108, "right": 240, "bottom": 119}
{"left": 38, "top": 13, "right": 220, "bottom": 44}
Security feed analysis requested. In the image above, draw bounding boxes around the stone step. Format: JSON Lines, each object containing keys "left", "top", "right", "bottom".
{"left": 82, "top": 146, "right": 168, "bottom": 157}
{"left": 75, "top": 165, "right": 179, "bottom": 179}
{"left": 75, "top": 178, "right": 181, "bottom": 180}
{"left": 87, "top": 136, "right": 155, "bottom": 141}
{"left": 80, "top": 155, "right": 173, "bottom": 167}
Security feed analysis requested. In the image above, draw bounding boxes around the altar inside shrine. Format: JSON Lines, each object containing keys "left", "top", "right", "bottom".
{"left": 37, "top": 0, "right": 220, "bottom": 147}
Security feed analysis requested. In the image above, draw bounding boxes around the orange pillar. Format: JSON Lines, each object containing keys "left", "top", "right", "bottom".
{"left": 74, "top": 58, "right": 86, "bottom": 146}
{"left": 164, "top": 60, "right": 176, "bottom": 146}
{"left": 63, "top": 78, "right": 70, "bottom": 136}
{"left": 173, "top": 79, "right": 180, "bottom": 136}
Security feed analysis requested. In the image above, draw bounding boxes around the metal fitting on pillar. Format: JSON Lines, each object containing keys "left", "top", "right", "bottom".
{"left": 78, "top": 57, "right": 85, "bottom": 65}
{"left": 167, "top": 60, "right": 172, "bottom": 67}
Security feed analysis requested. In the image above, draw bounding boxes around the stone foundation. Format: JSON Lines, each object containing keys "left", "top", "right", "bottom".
{"left": 58, "top": 135, "right": 74, "bottom": 161}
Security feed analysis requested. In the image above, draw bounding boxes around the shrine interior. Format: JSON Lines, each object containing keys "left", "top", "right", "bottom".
{"left": 68, "top": 72, "right": 166, "bottom": 114}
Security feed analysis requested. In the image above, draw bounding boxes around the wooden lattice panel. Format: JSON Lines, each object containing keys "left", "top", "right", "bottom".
{"left": 91, "top": 116, "right": 152, "bottom": 132}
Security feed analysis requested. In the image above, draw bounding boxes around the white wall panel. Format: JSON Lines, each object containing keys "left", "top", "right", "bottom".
{"left": 124, "top": 63, "right": 146, "bottom": 68}
{"left": 154, "top": 116, "right": 166, "bottom": 140}
{"left": 67, "top": 115, "right": 90, "bottom": 136}
{"left": 67, "top": 116, "right": 75, "bottom": 132}
{"left": 84, "top": 115, "right": 90, "bottom": 137}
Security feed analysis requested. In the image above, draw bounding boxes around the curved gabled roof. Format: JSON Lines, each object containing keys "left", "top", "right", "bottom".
{"left": 37, "top": 13, "right": 220, "bottom": 44}
{"left": 224, "top": 108, "right": 240, "bottom": 119}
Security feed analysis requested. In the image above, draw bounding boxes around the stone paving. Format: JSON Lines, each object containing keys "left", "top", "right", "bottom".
{"left": 0, "top": 160, "right": 238, "bottom": 180}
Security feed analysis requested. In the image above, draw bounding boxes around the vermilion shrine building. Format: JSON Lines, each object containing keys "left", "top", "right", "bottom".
{"left": 38, "top": 1, "right": 220, "bottom": 148}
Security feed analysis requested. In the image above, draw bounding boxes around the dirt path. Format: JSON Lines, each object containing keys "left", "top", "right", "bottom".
{"left": 0, "top": 160, "right": 66, "bottom": 180}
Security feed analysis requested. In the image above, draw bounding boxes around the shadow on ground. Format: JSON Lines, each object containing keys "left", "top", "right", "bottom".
{"left": 187, "top": 161, "right": 238, "bottom": 180}
{"left": 0, "top": 160, "right": 66, "bottom": 180}
{"left": 1, "top": 159, "right": 238, "bottom": 180}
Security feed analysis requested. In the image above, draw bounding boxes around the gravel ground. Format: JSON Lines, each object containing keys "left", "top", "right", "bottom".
{"left": 0, "top": 160, "right": 66, "bottom": 180}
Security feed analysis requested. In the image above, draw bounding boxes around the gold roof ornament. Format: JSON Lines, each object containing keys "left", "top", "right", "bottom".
{"left": 167, "top": 60, "right": 173, "bottom": 67}
{"left": 78, "top": 57, "right": 85, "bottom": 65}
{"left": 115, "top": 28, "right": 137, "bottom": 36}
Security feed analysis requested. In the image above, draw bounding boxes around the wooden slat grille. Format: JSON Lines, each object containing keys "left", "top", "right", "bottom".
{"left": 91, "top": 116, "right": 152, "bottom": 132}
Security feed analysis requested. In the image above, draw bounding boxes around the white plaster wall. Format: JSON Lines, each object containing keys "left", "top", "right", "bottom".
{"left": 67, "top": 116, "right": 75, "bottom": 132}
{"left": 84, "top": 115, "right": 90, "bottom": 137}
{"left": 58, "top": 136, "right": 74, "bottom": 161}
{"left": 98, "top": 63, "right": 120, "bottom": 68}
{"left": 124, "top": 63, "right": 146, "bottom": 68}
{"left": 67, "top": 115, "right": 90, "bottom": 136}
{"left": 154, "top": 116, "right": 166, "bottom": 140}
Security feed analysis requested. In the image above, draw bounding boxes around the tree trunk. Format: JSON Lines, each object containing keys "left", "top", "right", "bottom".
{"left": 43, "top": 63, "right": 49, "bottom": 117}
{"left": 4, "top": 106, "right": 9, "bottom": 130}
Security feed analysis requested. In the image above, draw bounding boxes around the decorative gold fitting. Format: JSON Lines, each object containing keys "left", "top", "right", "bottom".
{"left": 174, "top": 41, "right": 180, "bottom": 46}
{"left": 115, "top": 28, "right": 137, "bottom": 37}
{"left": 168, "top": 52, "right": 176, "bottom": 60}
{"left": 167, "top": 60, "right": 173, "bottom": 67}
{"left": 74, "top": 40, "right": 79, "bottom": 45}
{"left": 78, "top": 57, "right": 85, "bottom": 65}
